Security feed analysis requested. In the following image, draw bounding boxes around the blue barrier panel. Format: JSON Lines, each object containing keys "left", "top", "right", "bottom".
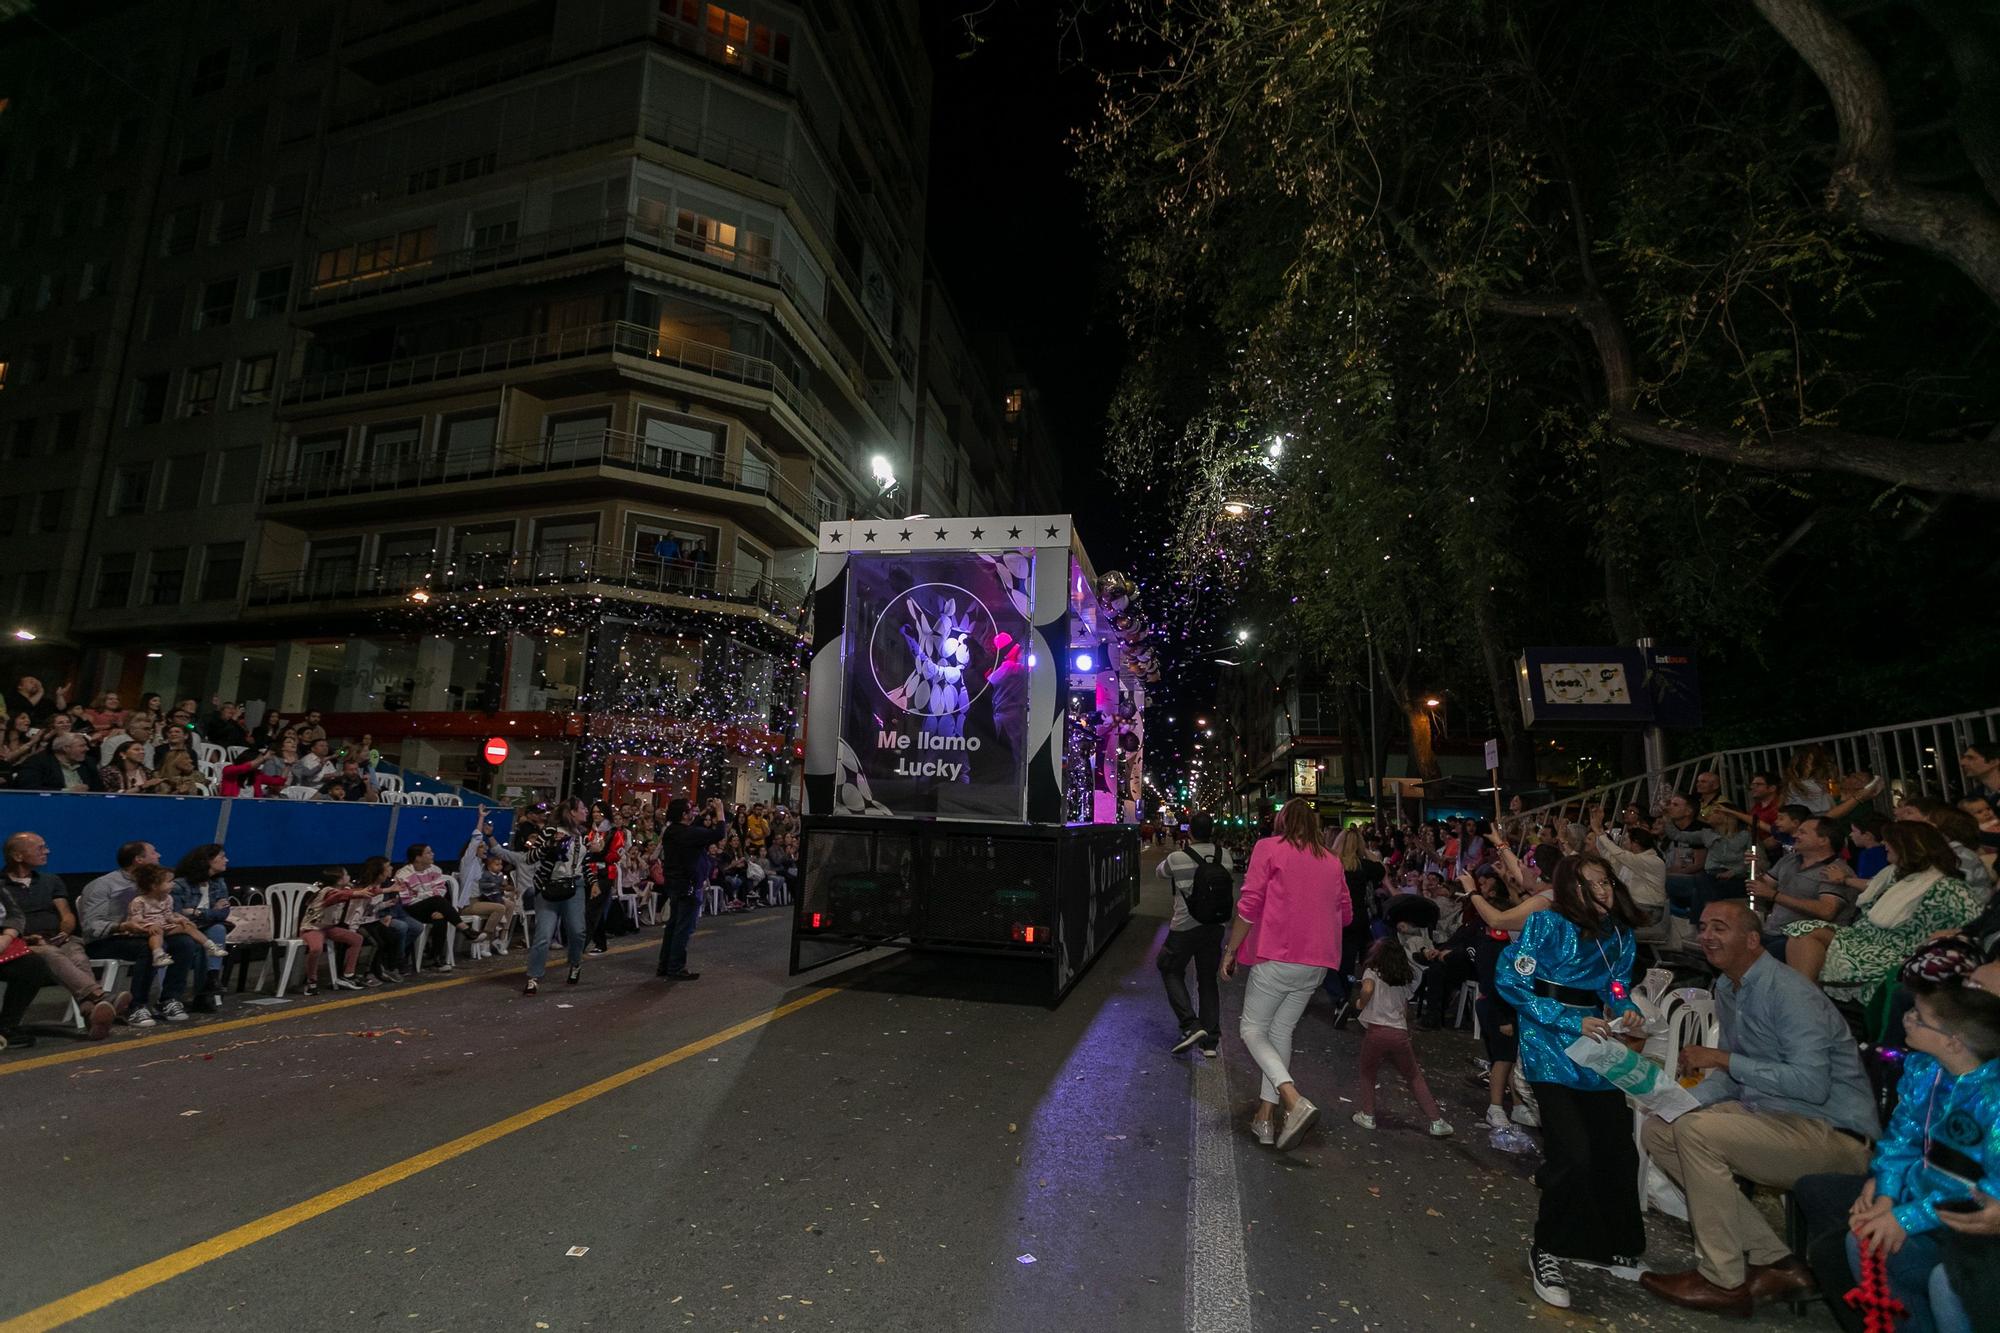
{"left": 387, "top": 804, "right": 511, "bottom": 864}
{"left": 0, "top": 791, "right": 225, "bottom": 874}
{"left": 221, "top": 798, "right": 396, "bottom": 870}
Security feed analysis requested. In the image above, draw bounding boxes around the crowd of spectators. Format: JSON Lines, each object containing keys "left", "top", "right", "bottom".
{"left": 0, "top": 676, "right": 394, "bottom": 802}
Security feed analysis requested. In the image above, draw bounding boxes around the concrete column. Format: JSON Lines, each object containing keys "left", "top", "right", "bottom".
{"left": 272, "top": 641, "right": 311, "bottom": 712}
{"left": 203, "top": 645, "right": 243, "bottom": 704}
{"left": 403, "top": 738, "right": 443, "bottom": 777}
{"left": 412, "top": 636, "right": 454, "bottom": 711}
{"left": 505, "top": 634, "right": 536, "bottom": 709}
{"left": 335, "top": 639, "right": 381, "bottom": 711}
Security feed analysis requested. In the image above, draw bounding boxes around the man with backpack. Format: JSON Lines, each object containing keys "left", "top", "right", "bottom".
{"left": 1156, "top": 812, "right": 1235, "bottom": 1056}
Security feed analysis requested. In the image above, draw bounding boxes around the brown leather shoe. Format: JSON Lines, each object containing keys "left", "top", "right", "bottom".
{"left": 1639, "top": 1269, "right": 1754, "bottom": 1318}
{"left": 1746, "top": 1257, "right": 1818, "bottom": 1305}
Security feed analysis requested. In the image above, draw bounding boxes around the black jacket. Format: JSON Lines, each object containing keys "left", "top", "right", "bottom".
{"left": 13, "top": 750, "right": 104, "bottom": 792}
{"left": 659, "top": 821, "right": 728, "bottom": 890}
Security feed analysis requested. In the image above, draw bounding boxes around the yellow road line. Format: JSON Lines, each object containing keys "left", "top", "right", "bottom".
{"left": 0, "top": 913, "right": 789, "bottom": 1079}
{"left": 0, "top": 985, "right": 840, "bottom": 1333}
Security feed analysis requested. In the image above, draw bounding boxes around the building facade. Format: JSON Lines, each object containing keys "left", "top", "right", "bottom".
{"left": 0, "top": 0, "right": 1036, "bottom": 803}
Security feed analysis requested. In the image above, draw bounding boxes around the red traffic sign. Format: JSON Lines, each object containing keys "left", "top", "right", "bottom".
{"left": 482, "top": 736, "right": 509, "bottom": 766}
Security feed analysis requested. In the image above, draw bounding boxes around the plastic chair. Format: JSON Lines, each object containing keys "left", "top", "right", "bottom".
{"left": 258, "top": 883, "right": 317, "bottom": 997}
{"left": 1635, "top": 987, "right": 1724, "bottom": 1203}
{"left": 63, "top": 957, "right": 126, "bottom": 1029}
{"left": 281, "top": 785, "right": 320, "bottom": 801}
{"left": 375, "top": 773, "right": 404, "bottom": 795}
{"left": 434, "top": 793, "right": 462, "bottom": 807}
{"left": 1451, "top": 979, "right": 1479, "bottom": 1030}
{"left": 195, "top": 742, "right": 226, "bottom": 767}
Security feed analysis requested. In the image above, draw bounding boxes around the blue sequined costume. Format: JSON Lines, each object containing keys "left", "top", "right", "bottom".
{"left": 1871, "top": 1052, "right": 2000, "bottom": 1234}
{"left": 1495, "top": 909, "right": 1638, "bottom": 1090}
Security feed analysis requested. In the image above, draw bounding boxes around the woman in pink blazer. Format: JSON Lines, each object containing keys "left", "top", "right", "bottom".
{"left": 1221, "top": 797, "right": 1352, "bottom": 1150}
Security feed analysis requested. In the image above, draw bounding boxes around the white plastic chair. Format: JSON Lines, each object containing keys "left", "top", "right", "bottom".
{"left": 375, "top": 773, "right": 404, "bottom": 794}
{"left": 258, "top": 883, "right": 316, "bottom": 997}
{"left": 63, "top": 957, "right": 126, "bottom": 1029}
{"left": 1451, "top": 979, "right": 1479, "bottom": 1030}
{"left": 281, "top": 785, "right": 320, "bottom": 801}
{"left": 433, "top": 793, "right": 461, "bottom": 807}
{"left": 1635, "top": 986, "right": 1723, "bottom": 1201}
{"left": 196, "top": 742, "right": 226, "bottom": 767}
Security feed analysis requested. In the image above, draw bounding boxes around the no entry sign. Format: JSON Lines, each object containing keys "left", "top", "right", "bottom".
{"left": 483, "top": 736, "right": 510, "bottom": 766}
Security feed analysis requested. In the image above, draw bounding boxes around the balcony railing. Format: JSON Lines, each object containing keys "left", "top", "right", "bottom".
{"left": 262, "top": 426, "right": 818, "bottom": 529}
{"left": 247, "top": 544, "right": 806, "bottom": 620}
{"left": 280, "top": 320, "right": 858, "bottom": 459}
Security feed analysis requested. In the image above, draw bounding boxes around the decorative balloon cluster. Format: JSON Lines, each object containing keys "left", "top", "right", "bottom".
{"left": 1096, "top": 570, "right": 1162, "bottom": 682}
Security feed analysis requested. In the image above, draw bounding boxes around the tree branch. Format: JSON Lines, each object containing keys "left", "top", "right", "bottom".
{"left": 1752, "top": 0, "right": 2000, "bottom": 308}
{"left": 1608, "top": 414, "right": 2000, "bottom": 497}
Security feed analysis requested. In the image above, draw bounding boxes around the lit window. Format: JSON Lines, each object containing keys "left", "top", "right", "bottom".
{"left": 178, "top": 364, "right": 222, "bottom": 417}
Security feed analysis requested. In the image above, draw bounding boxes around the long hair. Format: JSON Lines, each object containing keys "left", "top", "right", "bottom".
{"left": 1274, "top": 797, "right": 1327, "bottom": 856}
{"left": 1881, "top": 819, "right": 1962, "bottom": 878}
{"left": 174, "top": 843, "right": 224, "bottom": 883}
{"left": 1333, "top": 826, "right": 1364, "bottom": 873}
{"left": 1365, "top": 935, "right": 1414, "bottom": 987}
{"left": 359, "top": 854, "right": 393, "bottom": 888}
{"left": 1549, "top": 852, "right": 1646, "bottom": 938}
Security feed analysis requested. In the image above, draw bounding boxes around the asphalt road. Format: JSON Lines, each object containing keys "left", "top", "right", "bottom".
{"left": 0, "top": 852, "right": 1838, "bottom": 1333}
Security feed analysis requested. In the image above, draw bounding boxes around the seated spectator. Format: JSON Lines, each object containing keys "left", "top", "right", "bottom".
{"left": 171, "top": 844, "right": 236, "bottom": 1010}
{"left": 1898, "top": 796, "right": 1997, "bottom": 896}
{"left": 0, "top": 711, "right": 40, "bottom": 776}
{"left": 1591, "top": 808, "right": 1675, "bottom": 942}
{"left": 1637, "top": 901, "right": 1878, "bottom": 1316}
{"left": 150, "top": 749, "right": 205, "bottom": 795}
{"left": 13, "top": 732, "right": 104, "bottom": 792}
{"left": 0, "top": 880, "right": 61, "bottom": 1050}
{"left": 715, "top": 834, "right": 749, "bottom": 910}
{"left": 390, "top": 843, "right": 463, "bottom": 970}
{"left": 80, "top": 691, "right": 128, "bottom": 734}
{"left": 257, "top": 734, "right": 310, "bottom": 793}
{"left": 100, "top": 739, "right": 160, "bottom": 794}
{"left": 251, "top": 709, "right": 289, "bottom": 749}
{"left": 294, "top": 737, "right": 336, "bottom": 787}
{"left": 97, "top": 715, "right": 158, "bottom": 769}
{"left": 127, "top": 863, "right": 228, "bottom": 985}
{"left": 7, "top": 675, "right": 65, "bottom": 726}
{"left": 1962, "top": 744, "right": 2000, "bottom": 806}
{"left": 1782, "top": 746, "right": 1838, "bottom": 814}
{"left": 3, "top": 831, "right": 130, "bottom": 1039}
{"left": 202, "top": 698, "right": 249, "bottom": 748}
{"left": 1658, "top": 793, "right": 1711, "bottom": 915}
{"left": 458, "top": 848, "right": 515, "bottom": 958}
{"left": 298, "top": 867, "right": 367, "bottom": 993}
{"left": 1785, "top": 821, "right": 1980, "bottom": 999}
{"left": 766, "top": 833, "right": 800, "bottom": 904}
{"left": 1692, "top": 769, "right": 1726, "bottom": 820}
{"left": 351, "top": 856, "right": 406, "bottom": 984}
{"left": 1751, "top": 815, "right": 1854, "bottom": 958}
{"left": 318, "top": 757, "right": 379, "bottom": 802}
{"left": 1806, "top": 974, "right": 2000, "bottom": 1331}
{"left": 1847, "top": 810, "right": 1890, "bottom": 881}
{"left": 77, "top": 840, "right": 200, "bottom": 1027}
{"left": 295, "top": 711, "right": 327, "bottom": 748}
{"left": 1700, "top": 806, "right": 1752, "bottom": 906}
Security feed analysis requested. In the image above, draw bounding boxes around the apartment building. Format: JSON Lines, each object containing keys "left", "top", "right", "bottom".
{"left": 0, "top": 0, "right": 1009, "bottom": 802}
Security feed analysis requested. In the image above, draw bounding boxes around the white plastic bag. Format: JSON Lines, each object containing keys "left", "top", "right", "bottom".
{"left": 1565, "top": 1033, "right": 1702, "bottom": 1123}
{"left": 1645, "top": 1162, "right": 1690, "bottom": 1219}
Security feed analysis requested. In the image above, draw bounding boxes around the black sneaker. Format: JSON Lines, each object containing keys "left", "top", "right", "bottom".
{"left": 566, "top": 965, "right": 581, "bottom": 985}
{"left": 1530, "top": 1247, "right": 1571, "bottom": 1309}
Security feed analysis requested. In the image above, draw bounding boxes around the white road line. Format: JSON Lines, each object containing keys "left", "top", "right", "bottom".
{"left": 1185, "top": 1050, "right": 1254, "bottom": 1333}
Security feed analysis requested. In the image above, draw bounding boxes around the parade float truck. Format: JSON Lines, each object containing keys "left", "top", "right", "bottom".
{"left": 789, "top": 515, "right": 1155, "bottom": 1002}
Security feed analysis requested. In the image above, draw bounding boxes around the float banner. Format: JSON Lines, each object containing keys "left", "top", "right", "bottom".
{"left": 840, "top": 550, "right": 1034, "bottom": 819}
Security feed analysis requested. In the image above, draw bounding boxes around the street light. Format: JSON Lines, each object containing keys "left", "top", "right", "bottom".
{"left": 868, "top": 454, "right": 896, "bottom": 490}
{"left": 1424, "top": 696, "right": 1442, "bottom": 708}
{"left": 11, "top": 629, "right": 34, "bottom": 641}
{"left": 1235, "top": 628, "right": 1251, "bottom": 645}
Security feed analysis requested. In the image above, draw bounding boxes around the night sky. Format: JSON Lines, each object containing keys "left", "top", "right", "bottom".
{"left": 919, "top": 3, "right": 1131, "bottom": 566}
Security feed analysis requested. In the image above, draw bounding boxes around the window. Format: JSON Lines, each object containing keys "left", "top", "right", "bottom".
{"left": 378, "top": 530, "right": 436, "bottom": 586}
{"left": 162, "top": 455, "right": 206, "bottom": 509}
{"left": 305, "top": 537, "right": 361, "bottom": 594}
{"left": 245, "top": 29, "right": 280, "bottom": 76}
{"left": 52, "top": 412, "right": 80, "bottom": 453}
{"left": 661, "top": 3, "right": 792, "bottom": 87}
{"left": 212, "top": 446, "right": 262, "bottom": 503}
{"left": 128, "top": 373, "right": 170, "bottom": 425}
{"left": 278, "top": 93, "right": 319, "bottom": 144}
{"left": 76, "top": 261, "right": 102, "bottom": 301}
{"left": 675, "top": 208, "right": 773, "bottom": 274}
{"left": 535, "top": 516, "right": 597, "bottom": 568}
{"left": 235, "top": 354, "right": 276, "bottom": 407}
{"left": 311, "top": 225, "right": 436, "bottom": 288}
{"left": 5, "top": 418, "right": 34, "bottom": 459}
{"left": 94, "top": 553, "right": 135, "bottom": 609}
{"left": 34, "top": 491, "right": 66, "bottom": 533}
{"left": 19, "top": 342, "right": 51, "bottom": 384}
{"left": 544, "top": 409, "right": 608, "bottom": 463}
{"left": 198, "top": 541, "right": 244, "bottom": 601}
{"left": 210, "top": 192, "right": 252, "bottom": 244}
{"left": 293, "top": 14, "right": 332, "bottom": 59}
{"left": 265, "top": 176, "right": 304, "bottom": 230}
{"left": 195, "top": 277, "right": 237, "bottom": 329}
{"left": 95, "top": 191, "right": 123, "bottom": 228}
{"left": 405, "top": 153, "right": 493, "bottom": 196}
{"left": 363, "top": 420, "right": 425, "bottom": 472}
{"left": 146, "top": 548, "right": 189, "bottom": 606}
{"left": 191, "top": 46, "right": 230, "bottom": 96}
{"left": 14, "top": 571, "right": 49, "bottom": 614}
{"left": 452, "top": 522, "right": 514, "bottom": 571}
{"left": 741, "top": 439, "right": 776, "bottom": 494}
{"left": 109, "top": 463, "right": 152, "bottom": 515}
{"left": 639, "top": 411, "right": 724, "bottom": 477}
{"left": 31, "top": 273, "right": 56, "bottom": 311}
{"left": 12, "top": 211, "right": 36, "bottom": 247}
{"left": 293, "top": 432, "right": 344, "bottom": 479}
{"left": 65, "top": 333, "right": 96, "bottom": 375}
{"left": 177, "top": 125, "right": 214, "bottom": 174}
{"left": 440, "top": 411, "right": 497, "bottom": 463}
{"left": 161, "top": 206, "right": 199, "bottom": 256}
{"left": 248, "top": 264, "right": 290, "bottom": 317}
{"left": 143, "top": 289, "right": 184, "bottom": 340}
{"left": 226, "top": 106, "right": 267, "bottom": 164}
{"left": 178, "top": 364, "right": 222, "bottom": 417}
{"left": 468, "top": 204, "right": 519, "bottom": 251}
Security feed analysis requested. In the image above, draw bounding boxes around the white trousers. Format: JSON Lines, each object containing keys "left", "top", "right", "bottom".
{"left": 1239, "top": 960, "right": 1327, "bottom": 1103}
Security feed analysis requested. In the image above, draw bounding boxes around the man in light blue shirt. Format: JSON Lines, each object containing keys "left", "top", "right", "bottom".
{"left": 1637, "top": 900, "right": 1878, "bottom": 1317}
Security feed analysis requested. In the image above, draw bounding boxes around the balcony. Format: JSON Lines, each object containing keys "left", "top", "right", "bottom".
{"left": 262, "top": 427, "right": 819, "bottom": 540}
{"left": 245, "top": 544, "right": 806, "bottom": 625}
{"left": 279, "top": 320, "right": 858, "bottom": 462}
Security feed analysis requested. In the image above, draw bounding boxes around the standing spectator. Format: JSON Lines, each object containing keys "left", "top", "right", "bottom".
{"left": 8, "top": 676, "right": 65, "bottom": 726}
{"left": 100, "top": 739, "right": 159, "bottom": 794}
{"left": 13, "top": 733, "right": 104, "bottom": 792}
{"left": 78, "top": 841, "right": 198, "bottom": 1027}
{"left": 1782, "top": 747, "right": 1838, "bottom": 814}
{"left": 1221, "top": 797, "right": 1352, "bottom": 1152}
{"left": 1155, "top": 812, "right": 1233, "bottom": 1057}
{"left": 1464, "top": 867, "right": 1538, "bottom": 1131}
{"left": 1496, "top": 853, "right": 1650, "bottom": 1310}
{"left": 2, "top": 831, "right": 130, "bottom": 1038}
{"left": 391, "top": 843, "right": 465, "bottom": 971}
{"left": 171, "top": 844, "right": 235, "bottom": 1010}
{"left": 1637, "top": 901, "right": 1878, "bottom": 1316}
{"left": 584, "top": 809, "right": 628, "bottom": 952}
{"left": 655, "top": 796, "right": 728, "bottom": 981}
{"left": 0, "top": 881, "right": 59, "bottom": 1049}
{"left": 455, "top": 821, "right": 514, "bottom": 956}
{"left": 297, "top": 867, "right": 367, "bottom": 994}
{"left": 1328, "top": 825, "right": 1383, "bottom": 1003}
{"left": 525, "top": 797, "right": 598, "bottom": 994}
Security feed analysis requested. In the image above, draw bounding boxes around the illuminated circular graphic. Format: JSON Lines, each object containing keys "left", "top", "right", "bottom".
{"left": 867, "top": 581, "right": 1000, "bottom": 718}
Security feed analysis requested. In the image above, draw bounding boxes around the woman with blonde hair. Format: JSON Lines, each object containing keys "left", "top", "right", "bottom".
{"left": 1781, "top": 745, "right": 1837, "bottom": 814}
{"left": 1221, "top": 797, "right": 1352, "bottom": 1150}
{"left": 150, "top": 748, "right": 205, "bottom": 795}
{"left": 1327, "top": 825, "right": 1381, "bottom": 1003}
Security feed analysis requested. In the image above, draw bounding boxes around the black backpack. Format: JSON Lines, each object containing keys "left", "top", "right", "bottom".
{"left": 1182, "top": 846, "right": 1235, "bottom": 925}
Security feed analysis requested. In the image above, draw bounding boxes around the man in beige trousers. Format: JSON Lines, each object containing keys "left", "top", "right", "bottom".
{"left": 1638, "top": 900, "right": 1878, "bottom": 1316}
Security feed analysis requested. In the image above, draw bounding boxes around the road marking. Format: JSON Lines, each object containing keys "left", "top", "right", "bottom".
{"left": 1185, "top": 1037, "right": 1254, "bottom": 1333}
{"left": 0, "top": 915, "right": 784, "bottom": 1080}
{"left": 0, "top": 985, "right": 841, "bottom": 1333}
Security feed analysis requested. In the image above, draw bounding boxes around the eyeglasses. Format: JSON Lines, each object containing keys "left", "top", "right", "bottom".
{"left": 1906, "top": 1010, "right": 1945, "bottom": 1034}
